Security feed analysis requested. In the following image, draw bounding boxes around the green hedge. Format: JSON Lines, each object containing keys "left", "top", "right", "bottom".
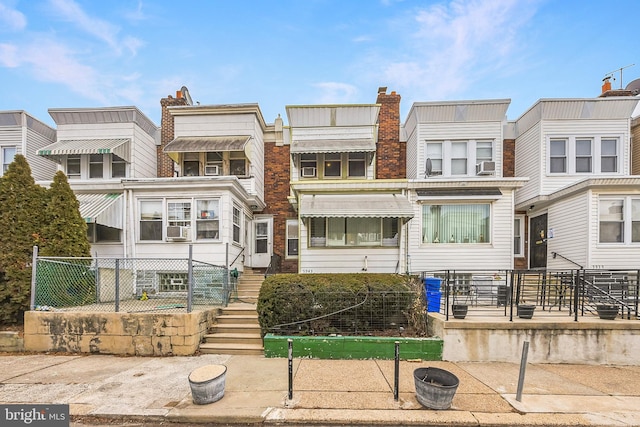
{"left": 257, "top": 273, "right": 421, "bottom": 336}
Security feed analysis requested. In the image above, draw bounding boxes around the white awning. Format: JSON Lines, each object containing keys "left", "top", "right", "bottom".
{"left": 164, "top": 136, "right": 251, "bottom": 152}
{"left": 76, "top": 193, "right": 123, "bottom": 229}
{"left": 37, "top": 139, "right": 130, "bottom": 163}
{"left": 290, "top": 138, "right": 376, "bottom": 154}
{"left": 299, "top": 194, "right": 414, "bottom": 219}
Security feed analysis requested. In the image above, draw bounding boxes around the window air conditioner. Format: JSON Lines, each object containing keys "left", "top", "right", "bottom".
{"left": 166, "top": 226, "right": 190, "bottom": 241}
{"left": 301, "top": 166, "right": 317, "bottom": 177}
{"left": 170, "top": 278, "right": 184, "bottom": 286}
{"left": 204, "top": 165, "right": 220, "bottom": 176}
{"left": 476, "top": 161, "right": 496, "bottom": 175}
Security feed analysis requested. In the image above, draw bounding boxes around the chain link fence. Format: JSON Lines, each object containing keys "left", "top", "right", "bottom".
{"left": 32, "top": 255, "right": 234, "bottom": 313}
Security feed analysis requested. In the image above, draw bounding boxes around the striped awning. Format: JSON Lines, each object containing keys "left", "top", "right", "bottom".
{"left": 290, "top": 138, "right": 376, "bottom": 154}
{"left": 76, "top": 193, "right": 123, "bottom": 229}
{"left": 299, "top": 194, "right": 414, "bottom": 218}
{"left": 164, "top": 136, "right": 251, "bottom": 152}
{"left": 37, "top": 139, "right": 130, "bottom": 163}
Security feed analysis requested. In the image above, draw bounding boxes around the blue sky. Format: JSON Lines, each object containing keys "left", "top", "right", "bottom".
{"left": 0, "top": 0, "right": 638, "bottom": 128}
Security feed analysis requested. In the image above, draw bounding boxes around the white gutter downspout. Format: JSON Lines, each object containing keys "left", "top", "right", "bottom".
{"left": 128, "top": 189, "right": 136, "bottom": 258}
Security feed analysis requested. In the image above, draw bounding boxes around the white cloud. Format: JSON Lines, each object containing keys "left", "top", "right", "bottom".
{"left": 313, "top": 82, "right": 359, "bottom": 104}
{"left": 0, "top": 2, "right": 27, "bottom": 31}
{"left": 48, "top": 0, "right": 144, "bottom": 56}
{"left": 0, "top": 43, "right": 20, "bottom": 67}
{"left": 381, "top": 0, "right": 539, "bottom": 99}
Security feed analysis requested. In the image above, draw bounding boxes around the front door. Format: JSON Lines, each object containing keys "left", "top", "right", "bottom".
{"left": 251, "top": 217, "right": 272, "bottom": 268}
{"left": 529, "top": 214, "right": 547, "bottom": 269}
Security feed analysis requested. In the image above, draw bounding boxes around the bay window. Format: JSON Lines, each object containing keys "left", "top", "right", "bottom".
{"left": 422, "top": 203, "right": 490, "bottom": 244}
{"left": 196, "top": 199, "right": 219, "bottom": 240}
{"left": 232, "top": 205, "right": 241, "bottom": 243}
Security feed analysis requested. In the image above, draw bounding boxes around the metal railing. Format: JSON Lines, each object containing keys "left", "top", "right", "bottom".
{"left": 31, "top": 248, "right": 234, "bottom": 313}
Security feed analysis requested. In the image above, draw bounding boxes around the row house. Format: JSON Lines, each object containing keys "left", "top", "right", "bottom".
{"left": 22, "top": 84, "right": 640, "bottom": 274}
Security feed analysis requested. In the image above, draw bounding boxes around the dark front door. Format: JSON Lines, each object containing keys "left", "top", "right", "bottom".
{"left": 529, "top": 214, "right": 547, "bottom": 269}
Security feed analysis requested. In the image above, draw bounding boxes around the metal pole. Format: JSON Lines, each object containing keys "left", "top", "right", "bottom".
{"left": 288, "top": 339, "right": 293, "bottom": 400}
{"left": 114, "top": 259, "right": 120, "bottom": 313}
{"left": 516, "top": 341, "right": 529, "bottom": 402}
{"left": 30, "top": 246, "right": 38, "bottom": 311}
{"left": 187, "top": 244, "right": 193, "bottom": 313}
{"left": 394, "top": 341, "right": 400, "bottom": 401}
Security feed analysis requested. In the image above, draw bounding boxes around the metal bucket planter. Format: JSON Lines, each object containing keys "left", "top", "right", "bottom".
{"left": 189, "top": 364, "right": 227, "bottom": 405}
{"left": 451, "top": 304, "right": 468, "bottom": 319}
{"left": 413, "top": 367, "right": 459, "bottom": 410}
{"left": 596, "top": 304, "right": 619, "bottom": 320}
{"left": 517, "top": 304, "right": 536, "bottom": 319}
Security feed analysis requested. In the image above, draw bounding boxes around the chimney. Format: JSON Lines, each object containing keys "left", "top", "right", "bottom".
{"left": 158, "top": 90, "right": 189, "bottom": 177}
{"left": 376, "top": 88, "right": 404, "bottom": 179}
{"left": 602, "top": 76, "right": 612, "bottom": 94}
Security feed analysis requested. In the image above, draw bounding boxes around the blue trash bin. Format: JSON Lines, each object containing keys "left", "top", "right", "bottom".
{"left": 426, "top": 291, "right": 442, "bottom": 312}
{"left": 424, "top": 277, "right": 442, "bottom": 292}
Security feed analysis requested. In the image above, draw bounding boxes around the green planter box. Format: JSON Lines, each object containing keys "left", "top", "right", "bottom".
{"left": 263, "top": 334, "right": 443, "bottom": 360}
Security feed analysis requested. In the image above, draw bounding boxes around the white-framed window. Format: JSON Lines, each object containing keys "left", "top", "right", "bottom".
{"left": 308, "top": 217, "right": 399, "bottom": 247}
{"left": 348, "top": 152, "right": 366, "bottom": 177}
{"left": 139, "top": 200, "right": 163, "bottom": 241}
{"left": 1, "top": 146, "right": 16, "bottom": 174}
{"left": 66, "top": 155, "right": 81, "bottom": 179}
{"left": 598, "top": 197, "right": 640, "bottom": 244}
{"left": 196, "top": 199, "right": 219, "bottom": 240}
{"left": 89, "top": 154, "right": 104, "bottom": 178}
{"left": 232, "top": 205, "right": 241, "bottom": 244}
{"left": 64, "top": 154, "right": 127, "bottom": 179}
{"left": 548, "top": 136, "right": 620, "bottom": 175}
{"left": 300, "top": 153, "right": 317, "bottom": 178}
{"left": 422, "top": 203, "right": 490, "bottom": 244}
{"left": 514, "top": 215, "right": 525, "bottom": 256}
{"left": 424, "top": 140, "right": 494, "bottom": 177}
{"left": 286, "top": 219, "right": 299, "bottom": 257}
{"left": 112, "top": 155, "right": 126, "bottom": 178}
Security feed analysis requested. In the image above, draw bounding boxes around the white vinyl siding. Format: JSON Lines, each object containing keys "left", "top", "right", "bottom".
{"left": 546, "top": 193, "right": 589, "bottom": 270}
{"left": 514, "top": 125, "right": 542, "bottom": 205}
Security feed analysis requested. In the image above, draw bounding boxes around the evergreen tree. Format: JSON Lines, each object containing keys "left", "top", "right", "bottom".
{"left": 0, "top": 155, "right": 47, "bottom": 323}
{"left": 40, "top": 171, "right": 91, "bottom": 257}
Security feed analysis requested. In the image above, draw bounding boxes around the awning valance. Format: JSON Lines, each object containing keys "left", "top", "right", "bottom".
{"left": 76, "top": 193, "right": 123, "bottom": 229}
{"left": 299, "top": 194, "right": 414, "bottom": 219}
{"left": 37, "top": 139, "right": 130, "bottom": 163}
{"left": 164, "top": 136, "right": 251, "bottom": 153}
{"left": 416, "top": 188, "right": 502, "bottom": 197}
{"left": 290, "top": 138, "right": 376, "bottom": 154}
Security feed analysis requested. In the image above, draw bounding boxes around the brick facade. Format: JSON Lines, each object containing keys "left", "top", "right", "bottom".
{"left": 262, "top": 141, "right": 298, "bottom": 273}
{"left": 502, "top": 139, "right": 515, "bottom": 177}
{"left": 159, "top": 94, "right": 188, "bottom": 177}
{"left": 375, "top": 89, "right": 405, "bottom": 179}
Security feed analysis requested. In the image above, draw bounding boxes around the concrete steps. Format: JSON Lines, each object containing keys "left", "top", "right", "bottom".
{"left": 200, "top": 270, "right": 265, "bottom": 355}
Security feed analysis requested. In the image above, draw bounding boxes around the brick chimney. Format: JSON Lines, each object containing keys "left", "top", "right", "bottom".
{"left": 599, "top": 76, "right": 635, "bottom": 98}
{"left": 158, "top": 91, "right": 188, "bottom": 177}
{"left": 376, "top": 87, "right": 405, "bottom": 179}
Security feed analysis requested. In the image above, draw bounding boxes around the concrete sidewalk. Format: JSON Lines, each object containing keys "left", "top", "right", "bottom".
{"left": 1, "top": 353, "right": 639, "bottom": 426}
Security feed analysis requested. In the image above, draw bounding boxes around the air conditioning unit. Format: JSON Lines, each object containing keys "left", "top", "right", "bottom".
{"left": 301, "top": 166, "right": 317, "bottom": 177}
{"left": 170, "top": 278, "right": 184, "bottom": 286}
{"left": 166, "top": 226, "right": 190, "bottom": 241}
{"left": 205, "top": 165, "right": 220, "bottom": 176}
{"left": 476, "top": 161, "right": 496, "bottom": 175}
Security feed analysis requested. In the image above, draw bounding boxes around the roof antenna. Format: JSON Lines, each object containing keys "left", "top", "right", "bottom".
{"left": 604, "top": 64, "right": 635, "bottom": 89}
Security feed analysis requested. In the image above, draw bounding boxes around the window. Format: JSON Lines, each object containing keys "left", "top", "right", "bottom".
{"left": 300, "top": 154, "right": 317, "bottom": 178}
{"left": 2, "top": 146, "right": 16, "bottom": 173}
{"left": 206, "top": 152, "right": 223, "bottom": 174}
{"left": 286, "top": 219, "right": 299, "bottom": 257}
{"left": 159, "top": 273, "right": 188, "bottom": 292}
{"left": 575, "top": 139, "right": 592, "bottom": 173}
{"left": 549, "top": 139, "right": 567, "bottom": 173}
{"left": 601, "top": 139, "right": 618, "bottom": 173}
{"left": 89, "top": 154, "right": 104, "bottom": 178}
{"left": 168, "top": 202, "right": 191, "bottom": 228}
{"left": 348, "top": 152, "right": 366, "bottom": 177}
{"left": 599, "top": 197, "right": 640, "bottom": 244}
{"left": 548, "top": 136, "right": 620, "bottom": 174}
{"left": 196, "top": 199, "right": 219, "bottom": 240}
{"left": 308, "top": 217, "right": 399, "bottom": 247}
{"left": 324, "top": 153, "right": 341, "bottom": 177}
{"left": 67, "top": 155, "right": 81, "bottom": 179}
{"left": 232, "top": 205, "right": 241, "bottom": 244}
{"left": 426, "top": 143, "right": 443, "bottom": 176}
{"left": 87, "top": 223, "right": 121, "bottom": 243}
{"left": 451, "top": 142, "right": 467, "bottom": 175}
{"left": 112, "top": 155, "right": 126, "bottom": 178}
{"left": 514, "top": 216, "right": 524, "bottom": 256}
{"left": 476, "top": 141, "right": 493, "bottom": 163}
{"left": 183, "top": 153, "right": 199, "bottom": 176}
{"left": 140, "top": 200, "right": 162, "bottom": 241}
{"left": 230, "top": 152, "right": 247, "bottom": 176}
{"left": 422, "top": 204, "right": 490, "bottom": 244}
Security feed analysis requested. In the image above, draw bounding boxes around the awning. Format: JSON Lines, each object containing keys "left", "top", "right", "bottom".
{"left": 290, "top": 138, "right": 376, "bottom": 154}
{"left": 164, "top": 136, "right": 251, "bottom": 153}
{"left": 37, "top": 139, "right": 130, "bottom": 163}
{"left": 299, "top": 194, "right": 414, "bottom": 219}
{"left": 76, "top": 193, "right": 123, "bottom": 229}
{"left": 416, "top": 188, "right": 502, "bottom": 197}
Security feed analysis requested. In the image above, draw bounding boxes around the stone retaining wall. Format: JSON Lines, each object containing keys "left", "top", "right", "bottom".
{"left": 0, "top": 331, "right": 24, "bottom": 352}
{"left": 24, "top": 309, "right": 218, "bottom": 356}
